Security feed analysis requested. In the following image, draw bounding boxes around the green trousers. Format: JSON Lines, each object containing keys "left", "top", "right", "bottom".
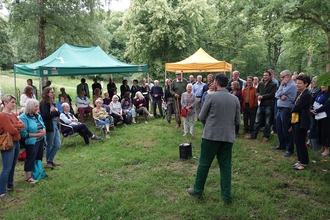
{"left": 193, "top": 138, "right": 233, "bottom": 202}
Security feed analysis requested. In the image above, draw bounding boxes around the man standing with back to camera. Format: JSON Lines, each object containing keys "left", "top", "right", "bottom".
{"left": 188, "top": 73, "right": 241, "bottom": 204}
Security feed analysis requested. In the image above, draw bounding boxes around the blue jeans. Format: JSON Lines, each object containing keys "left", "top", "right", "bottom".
{"left": 129, "top": 108, "right": 136, "bottom": 117}
{"left": 276, "top": 107, "right": 294, "bottom": 153}
{"left": 0, "top": 141, "right": 20, "bottom": 194}
{"left": 95, "top": 118, "right": 110, "bottom": 126}
{"left": 46, "top": 120, "right": 61, "bottom": 163}
{"left": 251, "top": 106, "right": 273, "bottom": 138}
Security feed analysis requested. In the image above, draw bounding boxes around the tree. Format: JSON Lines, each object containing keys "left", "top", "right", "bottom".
{"left": 281, "top": 0, "right": 330, "bottom": 85}
{"left": 0, "top": 17, "right": 13, "bottom": 69}
{"left": 123, "top": 0, "right": 210, "bottom": 79}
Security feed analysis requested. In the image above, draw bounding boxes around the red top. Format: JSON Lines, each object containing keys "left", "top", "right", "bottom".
{"left": 0, "top": 113, "right": 25, "bottom": 141}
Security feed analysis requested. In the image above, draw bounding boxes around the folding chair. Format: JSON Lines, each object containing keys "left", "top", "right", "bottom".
{"left": 58, "top": 120, "right": 79, "bottom": 146}
{"left": 93, "top": 116, "right": 115, "bottom": 136}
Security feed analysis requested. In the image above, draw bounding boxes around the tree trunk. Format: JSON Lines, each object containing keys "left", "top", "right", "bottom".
{"left": 327, "top": 35, "right": 330, "bottom": 73}
{"left": 37, "top": 0, "right": 47, "bottom": 87}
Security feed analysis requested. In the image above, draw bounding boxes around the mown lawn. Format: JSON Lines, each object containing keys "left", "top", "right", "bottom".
{"left": 0, "top": 72, "right": 330, "bottom": 219}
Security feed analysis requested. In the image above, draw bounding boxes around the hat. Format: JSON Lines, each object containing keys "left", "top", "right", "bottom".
{"left": 175, "top": 71, "right": 182, "bottom": 75}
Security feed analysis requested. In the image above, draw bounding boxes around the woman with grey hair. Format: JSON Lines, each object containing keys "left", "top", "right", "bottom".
{"left": 19, "top": 99, "right": 46, "bottom": 183}
{"left": 60, "top": 103, "right": 101, "bottom": 145}
{"left": 133, "top": 91, "right": 153, "bottom": 124}
{"left": 0, "top": 94, "right": 24, "bottom": 202}
{"left": 93, "top": 98, "right": 111, "bottom": 138}
{"left": 181, "top": 83, "right": 196, "bottom": 136}
{"left": 110, "top": 95, "right": 125, "bottom": 127}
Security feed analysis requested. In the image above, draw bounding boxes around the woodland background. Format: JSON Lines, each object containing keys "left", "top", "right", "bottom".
{"left": 0, "top": 0, "right": 329, "bottom": 83}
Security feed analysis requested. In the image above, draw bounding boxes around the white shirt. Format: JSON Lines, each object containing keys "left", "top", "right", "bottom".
{"left": 20, "top": 94, "right": 36, "bottom": 107}
{"left": 75, "top": 96, "right": 91, "bottom": 108}
{"left": 110, "top": 101, "right": 122, "bottom": 114}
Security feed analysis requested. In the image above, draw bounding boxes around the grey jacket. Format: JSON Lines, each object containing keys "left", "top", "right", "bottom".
{"left": 199, "top": 88, "right": 241, "bottom": 143}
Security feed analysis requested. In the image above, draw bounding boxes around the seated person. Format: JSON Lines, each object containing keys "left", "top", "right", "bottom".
{"left": 103, "top": 92, "right": 111, "bottom": 112}
{"left": 75, "top": 90, "right": 93, "bottom": 123}
{"left": 92, "top": 98, "right": 111, "bottom": 138}
{"left": 60, "top": 103, "right": 101, "bottom": 145}
{"left": 121, "top": 92, "right": 136, "bottom": 124}
{"left": 110, "top": 95, "right": 125, "bottom": 126}
{"left": 20, "top": 85, "right": 36, "bottom": 107}
{"left": 93, "top": 88, "right": 102, "bottom": 107}
{"left": 133, "top": 91, "right": 153, "bottom": 124}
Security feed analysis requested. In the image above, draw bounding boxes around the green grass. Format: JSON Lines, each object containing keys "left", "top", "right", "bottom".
{"left": 1, "top": 73, "right": 330, "bottom": 219}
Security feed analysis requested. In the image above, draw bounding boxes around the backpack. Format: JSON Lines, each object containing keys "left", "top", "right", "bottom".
{"left": 32, "top": 160, "right": 48, "bottom": 180}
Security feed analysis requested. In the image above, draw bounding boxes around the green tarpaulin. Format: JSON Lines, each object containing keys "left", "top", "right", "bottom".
{"left": 14, "top": 43, "right": 148, "bottom": 77}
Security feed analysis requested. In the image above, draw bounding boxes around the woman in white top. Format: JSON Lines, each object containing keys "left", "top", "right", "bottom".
{"left": 20, "top": 86, "right": 36, "bottom": 107}
{"left": 110, "top": 95, "right": 125, "bottom": 126}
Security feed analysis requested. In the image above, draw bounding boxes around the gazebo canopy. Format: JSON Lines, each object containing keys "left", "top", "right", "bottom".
{"left": 165, "top": 48, "right": 231, "bottom": 73}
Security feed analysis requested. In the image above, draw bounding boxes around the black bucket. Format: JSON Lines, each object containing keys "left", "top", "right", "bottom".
{"left": 179, "top": 143, "right": 192, "bottom": 160}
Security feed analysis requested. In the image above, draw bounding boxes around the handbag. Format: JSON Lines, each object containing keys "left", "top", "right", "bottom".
{"left": 181, "top": 108, "right": 187, "bottom": 117}
{"left": 291, "top": 112, "right": 299, "bottom": 124}
{"left": 291, "top": 92, "right": 303, "bottom": 124}
{"left": 0, "top": 130, "right": 14, "bottom": 151}
{"left": 181, "top": 94, "right": 193, "bottom": 117}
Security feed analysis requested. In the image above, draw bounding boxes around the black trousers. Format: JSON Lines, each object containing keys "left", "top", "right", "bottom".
{"left": 243, "top": 104, "right": 257, "bottom": 133}
{"left": 24, "top": 139, "right": 44, "bottom": 172}
{"left": 292, "top": 124, "right": 309, "bottom": 164}
{"left": 153, "top": 100, "right": 163, "bottom": 116}
{"left": 72, "top": 124, "right": 93, "bottom": 144}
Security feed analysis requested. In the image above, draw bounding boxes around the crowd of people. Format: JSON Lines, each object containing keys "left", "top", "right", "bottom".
{"left": 0, "top": 70, "right": 329, "bottom": 204}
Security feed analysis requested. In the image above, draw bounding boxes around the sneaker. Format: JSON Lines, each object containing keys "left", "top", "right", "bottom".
{"left": 145, "top": 121, "right": 148, "bottom": 124}
{"left": 190, "top": 133, "right": 194, "bottom": 136}
{"left": 183, "top": 133, "right": 187, "bottom": 136}
{"left": 26, "top": 177, "right": 38, "bottom": 184}
{"left": 0, "top": 194, "right": 14, "bottom": 202}
{"left": 123, "top": 124, "right": 127, "bottom": 127}
{"left": 245, "top": 135, "right": 255, "bottom": 140}
{"left": 132, "top": 118, "right": 136, "bottom": 124}
{"left": 187, "top": 188, "right": 201, "bottom": 198}
{"left": 106, "top": 134, "right": 110, "bottom": 139}
{"left": 91, "top": 135, "right": 101, "bottom": 140}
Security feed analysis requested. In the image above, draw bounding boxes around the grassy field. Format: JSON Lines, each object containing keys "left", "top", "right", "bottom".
{"left": 0, "top": 72, "right": 330, "bottom": 219}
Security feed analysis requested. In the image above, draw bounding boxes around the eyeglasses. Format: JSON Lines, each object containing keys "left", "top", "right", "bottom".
{"left": 281, "top": 75, "right": 288, "bottom": 79}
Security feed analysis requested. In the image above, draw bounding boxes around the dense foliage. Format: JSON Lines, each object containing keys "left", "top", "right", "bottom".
{"left": 0, "top": 0, "right": 329, "bottom": 84}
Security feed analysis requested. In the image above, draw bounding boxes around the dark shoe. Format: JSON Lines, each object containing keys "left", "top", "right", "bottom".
{"left": 91, "top": 135, "right": 101, "bottom": 140}
{"left": 187, "top": 188, "right": 201, "bottom": 198}
{"left": 0, "top": 194, "right": 14, "bottom": 202}
{"left": 44, "top": 163, "right": 54, "bottom": 169}
{"left": 272, "top": 146, "right": 285, "bottom": 150}
{"left": 245, "top": 135, "right": 255, "bottom": 140}
{"left": 318, "top": 153, "right": 329, "bottom": 156}
{"left": 51, "top": 161, "right": 60, "bottom": 166}
{"left": 7, "top": 188, "right": 24, "bottom": 192}
{"left": 283, "top": 151, "right": 294, "bottom": 157}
